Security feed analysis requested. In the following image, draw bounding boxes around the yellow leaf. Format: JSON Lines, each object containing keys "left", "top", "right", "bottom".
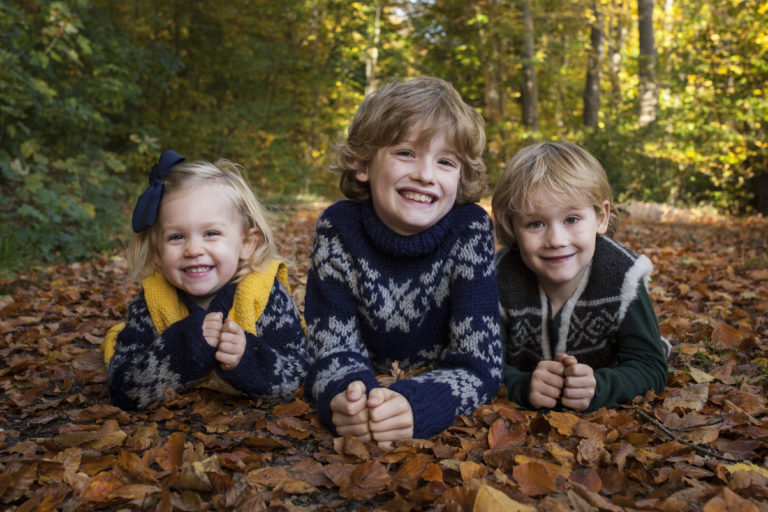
{"left": 725, "top": 463, "right": 768, "bottom": 480}
{"left": 473, "top": 484, "right": 536, "bottom": 512}
{"left": 687, "top": 366, "right": 715, "bottom": 383}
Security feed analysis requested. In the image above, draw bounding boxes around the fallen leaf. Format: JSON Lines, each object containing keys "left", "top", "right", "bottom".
{"left": 473, "top": 484, "right": 535, "bottom": 512}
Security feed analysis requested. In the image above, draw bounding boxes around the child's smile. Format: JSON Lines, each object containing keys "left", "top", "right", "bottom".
{"left": 154, "top": 184, "right": 257, "bottom": 309}
{"left": 512, "top": 194, "right": 610, "bottom": 312}
{"left": 355, "top": 129, "right": 460, "bottom": 236}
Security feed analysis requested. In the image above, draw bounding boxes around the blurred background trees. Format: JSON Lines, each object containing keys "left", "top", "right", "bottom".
{"left": 2, "top": 0, "right": 766, "bottom": 271}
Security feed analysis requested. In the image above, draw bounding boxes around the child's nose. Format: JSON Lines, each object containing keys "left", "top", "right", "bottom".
{"left": 413, "top": 160, "right": 435, "bottom": 183}
{"left": 183, "top": 238, "right": 204, "bottom": 257}
{"left": 546, "top": 225, "right": 567, "bottom": 246}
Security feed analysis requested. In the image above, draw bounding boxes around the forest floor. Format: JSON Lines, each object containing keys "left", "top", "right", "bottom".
{"left": 0, "top": 203, "right": 767, "bottom": 511}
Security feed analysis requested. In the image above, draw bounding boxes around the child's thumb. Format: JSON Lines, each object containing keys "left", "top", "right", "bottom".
{"left": 347, "top": 381, "right": 366, "bottom": 400}
{"left": 367, "top": 387, "right": 385, "bottom": 407}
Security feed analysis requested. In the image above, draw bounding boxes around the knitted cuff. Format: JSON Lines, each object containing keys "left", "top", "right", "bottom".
{"left": 389, "top": 379, "right": 458, "bottom": 439}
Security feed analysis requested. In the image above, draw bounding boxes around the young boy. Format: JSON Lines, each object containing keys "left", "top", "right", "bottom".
{"left": 304, "top": 77, "right": 502, "bottom": 442}
{"left": 492, "top": 141, "right": 668, "bottom": 412}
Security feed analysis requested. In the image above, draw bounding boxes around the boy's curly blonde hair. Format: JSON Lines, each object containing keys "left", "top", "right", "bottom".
{"left": 333, "top": 77, "right": 487, "bottom": 204}
{"left": 127, "top": 159, "right": 276, "bottom": 282}
{"left": 492, "top": 141, "right": 617, "bottom": 249}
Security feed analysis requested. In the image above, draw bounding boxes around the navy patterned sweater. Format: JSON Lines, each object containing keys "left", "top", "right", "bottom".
{"left": 107, "top": 271, "right": 308, "bottom": 411}
{"left": 303, "top": 200, "right": 502, "bottom": 439}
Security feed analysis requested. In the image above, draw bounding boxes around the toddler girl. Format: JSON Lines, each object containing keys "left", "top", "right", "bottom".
{"left": 105, "top": 150, "right": 307, "bottom": 410}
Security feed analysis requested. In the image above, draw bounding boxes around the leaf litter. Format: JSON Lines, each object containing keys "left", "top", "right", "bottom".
{"left": 0, "top": 207, "right": 767, "bottom": 511}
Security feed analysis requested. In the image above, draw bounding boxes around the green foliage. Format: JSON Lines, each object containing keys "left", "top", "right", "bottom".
{"left": 2, "top": 0, "right": 767, "bottom": 274}
{"left": 0, "top": 0, "right": 171, "bottom": 275}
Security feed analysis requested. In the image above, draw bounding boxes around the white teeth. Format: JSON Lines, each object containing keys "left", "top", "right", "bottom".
{"left": 185, "top": 266, "right": 212, "bottom": 273}
{"left": 401, "top": 191, "right": 433, "bottom": 203}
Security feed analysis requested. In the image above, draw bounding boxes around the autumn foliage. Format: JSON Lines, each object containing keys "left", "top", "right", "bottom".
{"left": 0, "top": 205, "right": 767, "bottom": 511}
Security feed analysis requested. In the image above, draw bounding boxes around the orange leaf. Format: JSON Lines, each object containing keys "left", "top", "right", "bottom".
{"left": 422, "top": 463, "right": 444, "bottom": 484}
{"left": 155, "top": 432, "right": 185, "bottom": 471}
{"left": 390, "top": 453, "right": 431, "bottom": 491}
{"left": 273, "top": 398, "right": 310, "bottom": 417}
{"left": 547, "top": 411, "right": 580, "bottom": 436}
{"left": 81, "top": 472, "right": 123, "bottom": 500}
{"left": 488, "top": 418, "right": 526, "bottom": 449}
{"left": 339, "top": 460, "right": 391, "bottom": 500}
{"left": 460, "top": 460, "right": 487, "bottom": 481}
{"left": 702, "top": 486, "right": 759, "bottom": 512}
{"left": 512, "top": 462, "right": 558, "bottom": 497}
{"left": 712, "top": 321, "right": 741, "bottom": 349}
{"left": 107, "top": 483, "right": 161, "bottom": 500}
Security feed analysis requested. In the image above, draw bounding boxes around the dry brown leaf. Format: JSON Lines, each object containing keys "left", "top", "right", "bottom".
{"left": 473, "top": 484, "right": 535, "bottom": 512}
{"left": 513, "top": 462, "right": 559, "bottom": 497}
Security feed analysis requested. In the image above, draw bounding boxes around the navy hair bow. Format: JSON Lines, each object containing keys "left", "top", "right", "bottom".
{"left": 131, "top": 150, "right": 185, "bottom": 232}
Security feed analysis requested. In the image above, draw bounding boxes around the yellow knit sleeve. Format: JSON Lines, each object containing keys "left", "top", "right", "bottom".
{"left": 102, "top": 322, "right": 125, "bottom": 363}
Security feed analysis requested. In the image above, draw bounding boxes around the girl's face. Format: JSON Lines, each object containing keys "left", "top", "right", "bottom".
{"left": 154, "top": 183, "right": 258, "bottom": 309}
{"left": 512, "top": 191, "right": 610, "bottom": 308}
{"left": 355, "top": 128, "right": 461, "bottom": 235}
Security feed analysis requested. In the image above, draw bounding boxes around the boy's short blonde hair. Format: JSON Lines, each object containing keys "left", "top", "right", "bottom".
{"left": 334, "top": 77, "right": 487, "bottom": 204}
{"left": 128, "top": 159, "right": 277, "bottom": 282}
{"left": 492, "top": 141, "right": 616, "bottom": 249}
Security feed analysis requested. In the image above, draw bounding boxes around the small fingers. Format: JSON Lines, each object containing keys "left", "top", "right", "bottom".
{"left": 561, "top": 397, "right": 592, "bottom": 411}
{"left": 336, "top": 424, "right": 371, "bottom": 442}
{"left": 346, "top": 381, "right": 366, "bottom": 402}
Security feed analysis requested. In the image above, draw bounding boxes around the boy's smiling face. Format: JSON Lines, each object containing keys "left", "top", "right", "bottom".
{"left": 512, "top": 192, "right": 610, "bottom": 309}
{"left": 355, "top": 128, "right": 461, "bottom": 236}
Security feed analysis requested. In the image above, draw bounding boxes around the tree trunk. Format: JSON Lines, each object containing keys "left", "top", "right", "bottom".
{"left": 607, "top": 0, "right": 628, "bottom": 117}
{"left": 365, "top": 1, "right": 383, "bottom": 96}
{"left": 637, "top": 0, "right": 657, "bottom": 126}
{"left": 520, "top": 0, "right": 540, "bottom": 131}
{"left": 583, "top": 3, "right": 605, "bottom": 127}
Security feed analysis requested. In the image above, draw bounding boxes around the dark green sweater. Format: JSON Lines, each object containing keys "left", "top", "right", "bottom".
{"left": 502, "top": 284, "right": 668, "bottom": 411}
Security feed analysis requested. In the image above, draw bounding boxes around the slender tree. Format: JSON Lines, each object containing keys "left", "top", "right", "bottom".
{"left": 607, "top": 0, "right": 629, "bottom": 116}
{"left": 520, "top": 0, "right": 540, "bottom": 131}
{"left": 365, "top": 0, "right": 383, "bottom": 96}
{"left": 583, "top": 1, "right": 605, "bottom": 127}
{"left": 637, "top": 0, "right": 657, "bottom": 125}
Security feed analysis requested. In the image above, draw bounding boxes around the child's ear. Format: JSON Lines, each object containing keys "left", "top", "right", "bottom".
{"left": 354, "top": 162, "right": 370, "bottom": 183}
{"left": 240, "top": 228, "right": 261, "bottom": 260}
{"left": 596, "top": 201, "right": 611, "bottom": 235}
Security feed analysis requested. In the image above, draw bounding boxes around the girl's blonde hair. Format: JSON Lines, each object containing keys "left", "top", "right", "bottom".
{"left": 127, "top": 159, "right": 276, "bottom": 282}
{"left": 492, "top": 141, "right": 617, "bottom": 249}
{"left": 334, "top": 77, "right": 488, "bottom": 204}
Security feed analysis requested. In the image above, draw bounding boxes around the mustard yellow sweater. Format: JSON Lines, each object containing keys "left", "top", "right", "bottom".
{"left": 105, "top": 261, "right": 308, "bottom": 411}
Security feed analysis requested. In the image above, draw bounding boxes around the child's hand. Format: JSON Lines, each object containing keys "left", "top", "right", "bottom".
{"left": 529, "top": 360, "right": 566, "bottom": 409}
{"left": 215, "top": 318, "right": 246, "bottom": 371}
{"left": 367, "top": 388, "right": 414, "bottom": 447}
{"left": 331, "top": 381, "right": 371, "bottom": 442}
{"left": 202, "top": 312, "right": 224, "bottom": 347}
{"left": 557, "top": 354, "right": 596, "bottom": 411}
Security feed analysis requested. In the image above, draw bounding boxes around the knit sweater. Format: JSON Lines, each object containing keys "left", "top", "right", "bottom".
{"left": 304, "top": 200, "right": 503, "bottom": 439}
{"left": 498, "top": 236, "right": 667, "bottom": 411}
{"left": 106, "top": 261, "right": 308, "bottom": 411}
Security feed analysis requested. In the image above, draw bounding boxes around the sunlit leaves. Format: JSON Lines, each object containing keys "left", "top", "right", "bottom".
{"left": 0, "top": 207, "right": 767, "bottom": 509}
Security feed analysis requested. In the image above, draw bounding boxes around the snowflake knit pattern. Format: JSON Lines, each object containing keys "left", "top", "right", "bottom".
{"left": 304, "top": 200, "right": 503, "bottom": 439}
{"left": 107, "top": 263, "right": 308, "bottom": 411}
{"left": 497, "top": 236, "right": 653, "bottom": 371}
